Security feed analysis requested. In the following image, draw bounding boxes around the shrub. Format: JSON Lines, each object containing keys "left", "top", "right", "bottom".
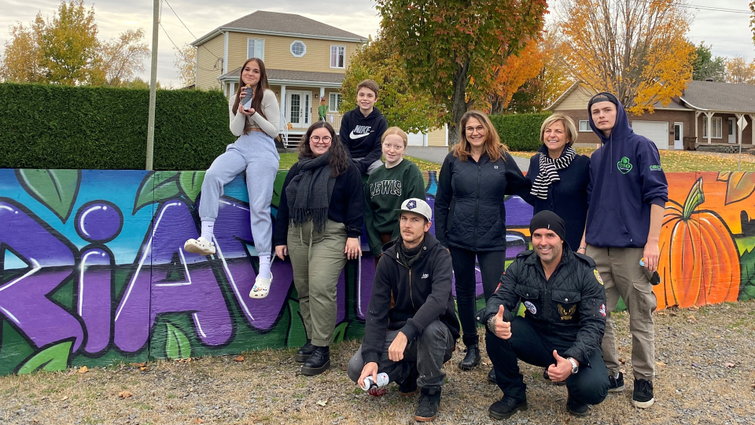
{"left": 0, "top": 83, "right": 234, "bottom": 170}
{"left": 490, "top": 112, "right": 551, "bottom": 151}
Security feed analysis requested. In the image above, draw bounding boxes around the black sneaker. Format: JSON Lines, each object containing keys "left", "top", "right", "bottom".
{"left": 458, "top": 344, "right": 481, "bottom": 371}
{"left": 294, "top": 340, "right": 314, "bottom": 363}
{"left": 414, "top": 387, "right": 441, "bottom": 422}
{"left": 632, "top": 378, "right": 654, "bottom": 408}
{"left": 543, "top": 367, "right": 566, "bottom": 386}
{"left": 567, "top": 389, "right": 589, "bottom": 417}
{"left": 301, "top": 346, "right": 330, "bottom": 376}
{"left": 608, "top": 371, "right": 625, "bottom": 392}
{"left": 488, "top": 396, "right": 527, "bottom": 420}
{"left": 399, "top": 366, "right": 419, "bottom": 396}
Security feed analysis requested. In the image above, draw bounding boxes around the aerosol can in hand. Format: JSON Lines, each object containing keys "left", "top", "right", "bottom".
{"left": 362, "top": 372, "right": 389, "bottom": 396}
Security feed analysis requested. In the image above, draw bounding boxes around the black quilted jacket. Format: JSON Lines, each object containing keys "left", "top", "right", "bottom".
{"left": 434, "top": 150, "right": 530, "bottom": 252}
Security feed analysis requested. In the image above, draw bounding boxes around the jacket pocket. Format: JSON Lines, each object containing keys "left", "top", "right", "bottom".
{"left": 514, "top": 285, "right": 541, "bottom": 318}
{"left": 551, "top": 290, "right": 581, "bottom": 322}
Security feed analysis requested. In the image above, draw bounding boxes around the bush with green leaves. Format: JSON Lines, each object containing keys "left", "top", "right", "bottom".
{"left": 0, "top": 83, "right": 234, "bottom": 170}
{"left": 490, "top": 112, "right": 551, "bottom": 151}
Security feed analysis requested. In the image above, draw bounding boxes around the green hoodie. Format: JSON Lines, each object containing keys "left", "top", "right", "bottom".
{"left": 365, "top": 159, "right": 426, "bottom": 254}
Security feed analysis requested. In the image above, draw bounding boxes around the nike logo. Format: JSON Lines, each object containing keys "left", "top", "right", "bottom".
{"left": 349, "top": 130, "right": 371, "bottom": 139}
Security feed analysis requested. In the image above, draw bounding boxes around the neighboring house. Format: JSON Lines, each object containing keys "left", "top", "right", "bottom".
{"left": 548, "top": 81, "right": 755, "bottom": 151}
{"left": 191, "top": 11, "right": 367, "bottom": 145}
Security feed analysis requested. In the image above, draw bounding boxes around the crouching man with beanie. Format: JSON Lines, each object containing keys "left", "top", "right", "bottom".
{"left": 479, "top": 211, "right": 608, "bottom": 420}
{"left": 347, "top": 198, "right": 459, "bottom": 422}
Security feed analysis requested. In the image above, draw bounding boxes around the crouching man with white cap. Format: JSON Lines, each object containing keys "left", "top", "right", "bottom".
{"left": 347, "top": 198, "right": 460, "bottom": 422}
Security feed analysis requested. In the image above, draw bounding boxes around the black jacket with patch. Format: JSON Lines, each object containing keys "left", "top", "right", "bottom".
{"left": 361, "top": 233, "right": 460, "bottom": 365}
{"left": 434, "top": 150, "right": 530, "bottom": 252}
{"left": 478, "top": 245, "right": 606, "bottom": 367}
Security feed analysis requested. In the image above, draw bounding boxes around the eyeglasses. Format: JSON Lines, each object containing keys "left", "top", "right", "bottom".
{"left": 310, "top": 136, "right": 332, "bottom": 144}
{"left": 465, "top": 125, "right": 485, "bottom": 133}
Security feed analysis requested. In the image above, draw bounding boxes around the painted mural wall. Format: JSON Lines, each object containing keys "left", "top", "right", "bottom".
{"left": 1, "top": 169, "right": 754, "bottom": 375}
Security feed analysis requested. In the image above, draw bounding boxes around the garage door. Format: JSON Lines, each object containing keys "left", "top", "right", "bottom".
{"left": 631, "top": 121, "right": 669, "bottom": 150}
{"left": 407, "top": 132, "right": 425, "bottom": 146}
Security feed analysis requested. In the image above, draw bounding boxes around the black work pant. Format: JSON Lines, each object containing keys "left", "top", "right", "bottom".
{"left": 450, "top": 247, "right": 505, "bottom": 347}
{"left": 486, "top": 317, "right": 609, "bottom": 405}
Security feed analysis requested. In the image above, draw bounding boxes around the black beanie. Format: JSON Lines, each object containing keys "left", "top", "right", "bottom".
{"left": 529, "top": 211, "right": 567, "bottom": 244}
{"left": 587, "top": 92, "right": 619, "bottom": 111}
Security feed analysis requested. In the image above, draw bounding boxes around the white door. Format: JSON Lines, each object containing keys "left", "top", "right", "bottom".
{"left": 728, "top": 117, "right": 736, "bottom": 144}
{"left": 673, "top": 122, "right": 683, "bottom": 150}
{"left": 287, "top": 91, "right": 312, "bottom": 128}
{"left": 406, "top": 132, "right": 425, "bottom": 147}
{"left": 631, "top": 121, "right": 669, "bottom": 150}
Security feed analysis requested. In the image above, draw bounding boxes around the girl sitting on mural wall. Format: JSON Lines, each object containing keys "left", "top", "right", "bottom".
{"left": 273, "top": 121, "right": 364, "bottom": 376}
{"left": 184, "top": 57, "right": 280, "bottom": 299}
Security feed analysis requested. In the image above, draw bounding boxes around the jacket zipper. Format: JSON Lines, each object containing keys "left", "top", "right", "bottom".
{"left": 397, "top": 256, "right": 416, "bottom": 310}
{"left": 473, "top": 160, "right": 481, "bottom": 249}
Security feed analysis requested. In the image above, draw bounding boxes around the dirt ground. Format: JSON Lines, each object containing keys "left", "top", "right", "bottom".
{"left": 1, "top": 301, "right": 754, "bottom": 425}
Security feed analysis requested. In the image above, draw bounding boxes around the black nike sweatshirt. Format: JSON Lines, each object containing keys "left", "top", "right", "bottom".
{"left": 338, "top": 107, "right": 388, "bottom": 174}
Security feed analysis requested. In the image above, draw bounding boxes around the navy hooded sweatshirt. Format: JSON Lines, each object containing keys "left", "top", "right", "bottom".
{"left": 585, "top": 93, "right": 668, "bottom": 248}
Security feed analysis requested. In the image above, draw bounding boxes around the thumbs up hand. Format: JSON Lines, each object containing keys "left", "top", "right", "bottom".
{"left": 547, "top": 350, "right": 575, "bottom": 382}
{"left": 493, "top": 305, "right": 512, "bottom": 340}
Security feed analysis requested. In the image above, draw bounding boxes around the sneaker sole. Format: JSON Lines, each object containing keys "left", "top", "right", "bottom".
{"left": 301, "top": 360, "right": 330, "bottom": 376}
{"left": 458, "top": 359, "right": 481, "bottom": 371}
{"left": 183, "top": 243, "right": 215, "bottom": 256}
{"left": 608, "top": 385, "right": 625, "bottom": 393}
{"left": 489, "top": 403, "right": 527, "bottom": 420}
{"left": 414, "top": 413, "right": 438, "bottom": 422}
{"left": 631, "top": 397, "right": 654, "bottom": 408}
{"left": 568, "top": 406, "right": 589, "bottom": 417}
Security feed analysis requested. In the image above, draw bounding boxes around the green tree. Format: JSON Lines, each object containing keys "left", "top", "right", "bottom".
{"left": 691, "top": 42, "right": 725, "bottom": 82}
{"left": 340, "top": 36, "right": 442, "bottom": 133}
{"left": 375, "top": 0, "right": 547, "bottom": 147}
{"left": 0, "top": 19, "right": 45, "bottom": 82}
{"left": 100, "top": 29, "right": 150, "bottom": 87}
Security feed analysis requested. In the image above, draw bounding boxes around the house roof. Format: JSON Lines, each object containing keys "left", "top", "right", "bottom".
{"left": 680, "top": 80, "right": 755, "bottom": 113}
{"left": 192, "top": 11, "right": 367, "bottom": 46}
{"left": 219, "top": 67, "right": 345, "bottom": 88}
{"left": 548, "top": 82, "right": 690, "bottom": 112}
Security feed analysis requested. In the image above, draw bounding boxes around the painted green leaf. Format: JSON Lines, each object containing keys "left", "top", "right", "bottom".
{"left": 15, "top": 169, "right": 81, "bottom": 223}
{"left": 178, "top": 171, "right": 205, "bottom": 204}
{"left": 164, "top": 323, "right": 191, "bottom": 359}
{"left": 132, "top": 171, "right": 179, "bottom": 214}
{"left": 331, "top": 321, "right": 349, "bottom": 345}
{"left": 17, "top": 341, "right": 73, "bottom": 374}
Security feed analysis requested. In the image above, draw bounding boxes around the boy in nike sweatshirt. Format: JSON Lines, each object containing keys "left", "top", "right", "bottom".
{"left": 340, "top": 79, "right": 388, "bottom": 176}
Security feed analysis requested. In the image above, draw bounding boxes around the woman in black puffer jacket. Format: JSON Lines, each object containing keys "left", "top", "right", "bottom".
{"left": 434, "top": 110, "right": 530, "bottom": 380}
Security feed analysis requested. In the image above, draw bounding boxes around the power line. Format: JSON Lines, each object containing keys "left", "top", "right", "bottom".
{"left": 159, "top": 22, "right": 217, "bottom": 72}
{"left": 160, "top": 0, "right": 222, "bottom": 62}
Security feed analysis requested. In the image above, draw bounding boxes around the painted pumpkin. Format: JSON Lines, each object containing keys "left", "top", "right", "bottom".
{"left": 655, "top": 177, "right": 740, "bottom": 309}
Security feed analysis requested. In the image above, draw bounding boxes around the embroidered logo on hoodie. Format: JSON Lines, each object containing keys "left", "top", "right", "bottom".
{"left": 349, "top": 125, "right": 372, "bottom": 139}
{"left": 617, "top": 156, "right": 633, "bottom": 174}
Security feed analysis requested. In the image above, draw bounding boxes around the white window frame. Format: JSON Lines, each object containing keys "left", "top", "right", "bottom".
{"left": 328, "top": 93, "right": 342, "bottom": 112}
{"left": 290, "top": 40, "right": 306, "bottom": 57}
{"left": 578, "top": 120, "right": 591, "bottom": 132}
{"left": 330, "top": 45, "right": 345, "bottom": 69}
{"left": 703, "top": 116, "right": 722, "bottom": 139}
{"left": 247, "top": 38, "right": 265, "bottom": 61}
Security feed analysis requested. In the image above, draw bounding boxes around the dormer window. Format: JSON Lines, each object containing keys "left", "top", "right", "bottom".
{"left": 290, "top": 40, "right": 307, "bottom": 57}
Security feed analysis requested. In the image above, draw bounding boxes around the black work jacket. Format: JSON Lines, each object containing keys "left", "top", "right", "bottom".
{"left": 479, "top": 245, "right": 606, "bottom": 367}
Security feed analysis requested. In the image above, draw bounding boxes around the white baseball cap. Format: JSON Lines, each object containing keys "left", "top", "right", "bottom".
{"left": 395, "top": 198, "right": 432, "bottom": 221}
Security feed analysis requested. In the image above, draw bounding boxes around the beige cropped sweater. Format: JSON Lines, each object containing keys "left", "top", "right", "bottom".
{"left": 228, "top": 89, "right": 280, "bottom": 139}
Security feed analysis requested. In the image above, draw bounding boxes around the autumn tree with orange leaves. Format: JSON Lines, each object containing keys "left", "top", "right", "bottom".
{"left": 555, "top": 0, "right": 695, "bottom": 114}
{"left": 375, "top": 0, "right": 547, "bottom": 147}
{"left": 487, "top": 40, "right": 544, "bottom": 114}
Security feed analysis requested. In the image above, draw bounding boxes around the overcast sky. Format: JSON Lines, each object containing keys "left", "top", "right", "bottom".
{"left": 0, "top": 0, "right": 752, "bottom": 88}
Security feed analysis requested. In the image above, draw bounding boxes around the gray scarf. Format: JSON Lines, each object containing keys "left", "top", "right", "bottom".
{"left": 286, "top": 152, "right": 336, "bottom": 233}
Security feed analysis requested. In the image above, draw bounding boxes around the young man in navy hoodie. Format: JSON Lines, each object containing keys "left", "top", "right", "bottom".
{"left": 582, "top": 93, "right": 668, "bottom": 409}
{"left": 339, "top": 79, "right": 388, "bottom": 177}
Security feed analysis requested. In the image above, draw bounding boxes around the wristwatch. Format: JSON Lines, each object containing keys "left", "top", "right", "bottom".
{"left": 567, "top": 357, "right": 579, "bottom": 375}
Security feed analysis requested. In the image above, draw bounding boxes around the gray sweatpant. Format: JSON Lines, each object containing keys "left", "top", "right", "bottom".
{"left": 199, "top": 131, "right": 279, "bottom": 256}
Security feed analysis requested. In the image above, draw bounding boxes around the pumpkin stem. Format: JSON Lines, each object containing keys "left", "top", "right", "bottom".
{"left": 681, "top": 177, "right": 705, "bottom": 220}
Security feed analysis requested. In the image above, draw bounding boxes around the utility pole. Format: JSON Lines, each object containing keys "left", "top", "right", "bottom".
{"left": 146, "top": 0, "right": 160, "bottom": 170}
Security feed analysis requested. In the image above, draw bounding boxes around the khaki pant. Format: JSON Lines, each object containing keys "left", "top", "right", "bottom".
{"left": 288, "top": 220, "right": 347, "bottom": 347}
{"left": 586, "top": 246, "right": 657, "bottom": 380}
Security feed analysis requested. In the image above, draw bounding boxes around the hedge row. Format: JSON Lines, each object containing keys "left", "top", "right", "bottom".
{"left": 490, "top": 112, "right": 551, "bottom": 151}
{"left": 0, "top": 83, "right": 234, "bottom": 170}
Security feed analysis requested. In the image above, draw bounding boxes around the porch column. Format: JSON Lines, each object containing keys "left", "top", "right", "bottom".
{"left": 704, "top": 112, "right": 715, "bottom": 144}
{"left": 319, "top": 87, "right": 325, "bottom": 100}
{"left": 694, "top": 111, "right": 701, "bottom": 141}
{"left": 750, "top": 114, "right": 755, "bottom": 146}
{"left": 280, "top": 85, "right": 287, "bottom": 126}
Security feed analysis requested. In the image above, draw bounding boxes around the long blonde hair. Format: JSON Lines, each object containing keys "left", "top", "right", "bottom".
{"left": 453, "top": 110, "right": 507, "bottom": 162}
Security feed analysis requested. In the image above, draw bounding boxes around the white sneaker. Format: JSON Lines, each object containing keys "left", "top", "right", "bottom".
{"left": 250, "top": 273, "right": 272, "bottom": 299}
{"left": 184, "top": 237, "right": 216, "bottom": 256}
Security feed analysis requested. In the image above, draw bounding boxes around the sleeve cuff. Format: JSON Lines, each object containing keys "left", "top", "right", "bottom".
{"left": 649, "top": 197, "right": 666, "bottom": 208}
{"left": 399, "top": 321, "right": 420, "bottom": 342}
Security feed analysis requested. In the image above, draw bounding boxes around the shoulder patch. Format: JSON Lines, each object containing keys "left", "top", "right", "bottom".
{"left": 574, "top": 252, "right": 596, "bottom": 267}
{"left": 593, "top": 269, "right": 604, "bottom": 286}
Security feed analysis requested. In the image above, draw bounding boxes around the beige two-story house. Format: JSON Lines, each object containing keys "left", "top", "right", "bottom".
{"left": 192, "top": 11, "right": 367, "bottom": 145}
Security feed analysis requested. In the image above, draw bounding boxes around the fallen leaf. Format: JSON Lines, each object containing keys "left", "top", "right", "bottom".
{"left": 60, "top": 396, "right": 68, "bottom": 401}
{"left": 724, "top": 362, "right": 736, "bottom": 368}
{"left": 118, "top": 391, "right": 133, "bottom": 399}
{"left": 234, "top": 356, "right": 245, "bottom": 362}
{"left": 78, "top": 366, "right": 88, "bottom": 374}
{"left": 139, "top": 366, "right": 148, "bottom": 371}
{"left": 316, "top": 400, "right": 328, "bottom": 407}
{"left": 655, "top": 361, "right": 666, "bottom": 367}
{"left": 194, "top": 419, "right": 205, "bottom": 424}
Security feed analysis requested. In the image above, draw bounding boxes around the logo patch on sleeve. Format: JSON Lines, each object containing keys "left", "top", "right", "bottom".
{"left": 594, "top": 269, "right": 604, "bottom": 285}
{"left": 524, "top": 301, "right": 537, "bottom": 315}
{"left": 599, "top": 303, "right": 606, "bottom": 317}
